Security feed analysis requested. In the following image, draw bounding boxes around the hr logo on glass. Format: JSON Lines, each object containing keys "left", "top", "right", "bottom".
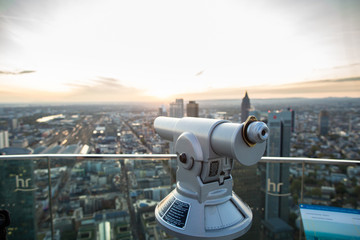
{"left": 14, "top": 175, "right": 38, "bottom": 192}
{"left": 267, "top": 178, "right": 290, "bottom": 197}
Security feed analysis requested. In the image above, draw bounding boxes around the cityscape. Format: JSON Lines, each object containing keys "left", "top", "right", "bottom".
{"left": 0, "top": 95, "right": 359, "bottom": 240}
{"left": 1, "top": 0, "right": 360, "bottom": 239}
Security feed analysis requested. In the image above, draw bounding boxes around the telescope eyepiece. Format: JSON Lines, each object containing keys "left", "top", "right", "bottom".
{"left": 246, "top": 121, "right": 269, "bottom": 144}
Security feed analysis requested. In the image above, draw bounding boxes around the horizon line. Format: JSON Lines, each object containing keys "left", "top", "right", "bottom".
{"left": 0, "top": 96, "right": 359, "bottom": 107}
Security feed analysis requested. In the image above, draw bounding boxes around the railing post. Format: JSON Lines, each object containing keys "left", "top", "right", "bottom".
{"left": 47, "top": 157, "right": 54, "bottom": 240}
{"left": 299, "top": 161, "right": 305, "bottom": 240}
{"left": 301, "top": 161, "right": 304, "bottom": 203}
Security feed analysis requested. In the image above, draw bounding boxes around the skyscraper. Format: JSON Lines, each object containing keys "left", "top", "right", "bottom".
{"left": 10, "top": 118, "right": 18, "bottom": 131}
{"left": 262, "top": 110, "right": 293, "bottom": 238}
{"left": 168, "top": 99, "right": 184, "bottom": 167}
{"left": 186, "top": 101, "right": 199, "bottom": 117}
{"left": 267, "top": 111, "right": 292, "bottom": 157}
{"left": 318, "top": 110, "right": 329, "bottom": 136}
{"left": 289, "top": 108, "right": 295, "bottom": 133}
{"left": 232, "top": 92, "right": 260, "bottom": 239}
{"left": 169, "top": 99, "right": 184, "bottom": 118}
{"left": 241, "top": 91, "right": 250, "bottom": 122}
{"left": 158, "top": 105, "right": 167, "bottom": 117}
{"left": 0, "top": 151, "right": 37, "bottom": 240}
{"left": 0, "top": 130, "right": 9, "bottom": 149}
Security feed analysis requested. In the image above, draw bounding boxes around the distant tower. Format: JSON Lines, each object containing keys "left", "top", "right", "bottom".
{"left": 168, "top": 99, "right": 184, "bottom": 169}
{"left": 169, "top": 99, "right": 184, "bottom": 118}
{"left": 288, "top": 108, "right": 295, "bottom": 133}
{"left": 11, "top": 118, "right": 18, "bottom": 130}
{"left": 186, "top": 101, "right": 199, "bottom": 117}
{"left": 349, "top": 113, "right": 352, "bottom": 133}
{"left": 318, "top": 110, "right": 329, "bottom": 136}
{"left": 241, "top": 91, "right": 251, "bottom": 122}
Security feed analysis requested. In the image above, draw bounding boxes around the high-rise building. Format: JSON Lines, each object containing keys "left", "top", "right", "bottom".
{"left": 169, "top": 99, "right": 184, "bottom": 118}
{"left": 0, "top": 130, "right": 9, "bottom": 149}
{"left": 186, "top": 101, "right": 199, "bottom": 117}
{"left": 290, "top": 108, "right": 295, "bottom": 133}
{"left": 318, "top": 110, "right": 329, "bottom": 136}
{"left": 349, "top": 113, "right": 353, "bottom": 133}
{"left": 11, "top": 118, "right": 18, "bottom": 130}
{"left": 241, "top": 91, "right": 250, "bottom": 122}
{"left": 168, "top": 99, "right": 184, "bottom": 168}
{"left": 267, "top": 111, "right": 292, "bottom": 157}
{"left": 232, "top": 93, "right": 260, "bottom": 240}
{"left": 158, "top": 105, "right": 167, "bottom": 117}
{"left": 0, "top": 150, "right": 36, "bottom": 240}
{"left": 262, "top": 110, "right": 293, "bottom": 239}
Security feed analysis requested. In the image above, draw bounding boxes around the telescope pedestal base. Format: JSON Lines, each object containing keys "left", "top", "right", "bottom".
{"left": 155, "top": 189, "right": 253, "bottom": 240}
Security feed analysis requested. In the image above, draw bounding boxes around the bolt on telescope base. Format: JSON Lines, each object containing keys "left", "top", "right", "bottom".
{"left": 155, "top": 188, "right": 253, "bottom": 240}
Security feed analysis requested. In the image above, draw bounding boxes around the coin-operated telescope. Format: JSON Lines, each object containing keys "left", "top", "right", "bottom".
{"left": 154, "top": 116, "right": 269, "bottom": 240}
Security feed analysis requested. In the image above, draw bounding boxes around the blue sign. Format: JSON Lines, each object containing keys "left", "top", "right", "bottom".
{"left": 300, "top": 204, "right": 360, "bottom": 239}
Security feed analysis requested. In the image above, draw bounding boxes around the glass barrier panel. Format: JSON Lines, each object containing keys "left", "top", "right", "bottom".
{"left": 47, "top": 157, "right": 176, "bottom": 240}
{"left": 126, "top": 159, "right": 177, "bottom": 240}
{"left": 301, "top": 162, "right": 360, "bottom": 240}
{"left": 0, "top": 158, "right": 50, "bottom": 240}
{"left": 2, "top": 156, "right": 359, "bottom": 240}
{"left": 231, "top": 161, "right": 304, "bottom": 240}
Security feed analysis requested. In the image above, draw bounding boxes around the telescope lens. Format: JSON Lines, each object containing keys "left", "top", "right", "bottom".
{"left": 261, "top": 129, "right": 266, "bottom": 136}
{"left": 246, "top": 121, "right": 269, "bottom": 143}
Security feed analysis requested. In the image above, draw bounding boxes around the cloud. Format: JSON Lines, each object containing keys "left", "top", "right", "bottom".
{"left": 0, "top": 88, "right": 67, "bottom": 103}
{"left": 331, "top": 63, "right": 360, "bottom": 70}
{"left": 304, "top": 76, "right": 360, "bottom": 84}
{"left": 0, "top": 70, "right": 35, "bottom": 75}
{"left": 0, "top": 76, "right": 160, "bottom": 103}
{"left": 195, "top": 70, "right": 205, "bottom": 76}
{"left": 64, "top": 77, "right": 158, "bottom": 102}
{"left": 0, "top": 75, "right": 358, "bottom": 104}
{"left": 175, "top": 77, "right": 360, "bottom": 100}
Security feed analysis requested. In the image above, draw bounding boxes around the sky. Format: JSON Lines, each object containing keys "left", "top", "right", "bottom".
{"left": 0, "top": 0, "right": 359, "bottom": 103}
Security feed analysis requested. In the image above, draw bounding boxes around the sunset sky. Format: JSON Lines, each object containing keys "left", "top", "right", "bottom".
{"left": 0, "top": 0, "right": 359, "bottom": 103}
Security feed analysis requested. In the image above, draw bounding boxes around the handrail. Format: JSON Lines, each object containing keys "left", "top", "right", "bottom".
{"left": 0, "top": 154, "right": 359, "bottom": 164}
{"left": 260, "top": 156, "right": 360, "bottom": 165}
{"left": 0, "top": 153, "right": 177, "bottom": 160}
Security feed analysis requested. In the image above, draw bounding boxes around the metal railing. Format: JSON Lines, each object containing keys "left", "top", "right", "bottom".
{"left": 2, "top": 153, "right": 359, "bottom": 164}
{"left": 0, "top": 154, "right": 359, "bottom": 240}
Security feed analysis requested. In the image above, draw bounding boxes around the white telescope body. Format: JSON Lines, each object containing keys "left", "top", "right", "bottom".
{"left": 154, "top": 117, "right": 267, "bottom": 165}
{"left": 154, "top": 116, "right": 268, "bottom": 240}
